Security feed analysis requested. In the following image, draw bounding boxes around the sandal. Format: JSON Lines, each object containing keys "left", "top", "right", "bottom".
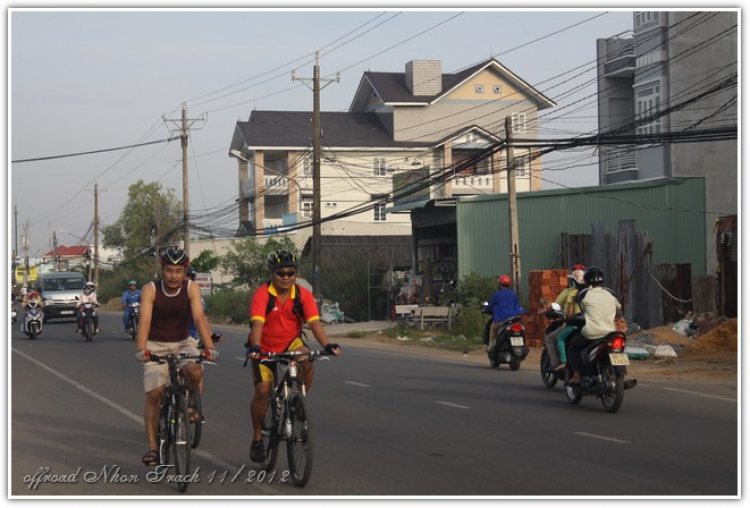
{"left": 188, "top": 407, "right": 203, "bottom": 424}
{"left": 142, "top": 449, "right": 159, "bottom": 467}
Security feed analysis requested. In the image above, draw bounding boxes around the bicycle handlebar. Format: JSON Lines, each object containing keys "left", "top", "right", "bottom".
{"left": 147, "top": 352, "right": 212, "bottom": 365}
{"left": 253, "top": 350, "right": 335, "bottom": 361}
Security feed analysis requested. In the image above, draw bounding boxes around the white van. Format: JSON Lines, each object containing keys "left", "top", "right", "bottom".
{"left": 35, "top": 272, "right": 86, "bottom": 321}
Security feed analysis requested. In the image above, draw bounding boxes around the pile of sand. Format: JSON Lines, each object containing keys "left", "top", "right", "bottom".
{"left": 689, "top": 318, "right": 737, "bottom": 351}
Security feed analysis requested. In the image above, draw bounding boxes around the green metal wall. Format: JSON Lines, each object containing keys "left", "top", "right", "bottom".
{"left": 456, "top": 177, "right": 707, "bottom": 301}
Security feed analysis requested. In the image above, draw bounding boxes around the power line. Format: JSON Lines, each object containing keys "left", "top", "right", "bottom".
{"left": 11, "top": 136, "right": 179, "bottom": 164}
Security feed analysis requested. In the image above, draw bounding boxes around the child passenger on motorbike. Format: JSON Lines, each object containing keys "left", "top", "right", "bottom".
{"left": 486, "top": 275, "right": 525, "bottom": 357}
{"left": 540, "top": 265, "right": 586, "bottom": 372}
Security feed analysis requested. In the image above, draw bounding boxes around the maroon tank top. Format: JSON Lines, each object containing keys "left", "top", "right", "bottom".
{"left": 148, "top": 280, "right": 192, "bottom": 342}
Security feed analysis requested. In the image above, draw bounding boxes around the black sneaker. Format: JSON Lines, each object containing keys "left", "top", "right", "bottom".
{"left": 250, "top": 440, "right": 264, "bottom": 463}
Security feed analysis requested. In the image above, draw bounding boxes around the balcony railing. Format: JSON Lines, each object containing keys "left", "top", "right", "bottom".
{"left": 452, "top": 175, "right": 493, "bottom": 195}
{"left": 605, "top": 146, "right": 638, "bottom": 173}
{"left": 241, "top": 175, "right": 291, "bottom": 199}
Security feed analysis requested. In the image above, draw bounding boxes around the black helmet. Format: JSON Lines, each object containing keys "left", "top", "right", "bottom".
{"left": 160, "top": 247, "right": 190, "bottom": 266}
{"left": 584, "top": 266, "right": 605, "bottom": 286}
{"left": 267, "top": 250, "right": 297, "bottom": 269}
{"left": 186, "top": 266, "right": 197, "bottom": 280}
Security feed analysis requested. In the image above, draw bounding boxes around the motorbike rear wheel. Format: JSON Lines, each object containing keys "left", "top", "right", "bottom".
{"left": 540, "top": 348, "right": 558, "bottom": 388}
{"left": 600, "top": 364, "right": 625, "bottom": 413}
{"left": 509, "top": 356, "right": 522, "bottom": 371}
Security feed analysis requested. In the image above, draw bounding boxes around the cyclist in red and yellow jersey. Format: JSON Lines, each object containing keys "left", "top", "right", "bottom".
{"left": 245, "top": 250, "right": 341, "bottom": 463}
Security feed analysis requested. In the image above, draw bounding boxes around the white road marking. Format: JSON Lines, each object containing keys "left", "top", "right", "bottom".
{"left": 662, "top": 387, "right": 736, "bottom": 402}
{"left": 12, "top": 347, "right": 236, "bottom": 472}
{"left": 436, "top": 400, "right": 470, "bottom": 409}
{"left": 574, "top": 432, "right": 630, "bottom": 444}
{"left": 345, "top": 381, "right": 370, "bottom": 388}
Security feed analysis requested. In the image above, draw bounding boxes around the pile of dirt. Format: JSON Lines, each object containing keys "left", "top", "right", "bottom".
{"left": 688, "top": 318, "right": 737, "bottom": 351}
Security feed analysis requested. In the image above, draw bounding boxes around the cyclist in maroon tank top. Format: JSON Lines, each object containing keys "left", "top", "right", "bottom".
{"left": 134, "top": 247, "right": 220, "bottom": 467}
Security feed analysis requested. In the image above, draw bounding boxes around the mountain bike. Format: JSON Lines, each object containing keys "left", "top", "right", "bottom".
{"left": 147, "top": 352, "right": 214, "bottom": 492}
{"left": 256, "top": 350, "right": 333, "bottom": 487}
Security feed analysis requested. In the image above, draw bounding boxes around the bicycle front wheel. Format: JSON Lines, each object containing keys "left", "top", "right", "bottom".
{"left": 286, "top": 393, "right": 314, "bottom": 487}
{"left": 189, "top": 389, "right": 202, "bottom": 449}
{"left": 260, "top": 397, "right": 280, "bottom": 471}
{"left": 171, "top": 394, "right": 192, "bottom": 492}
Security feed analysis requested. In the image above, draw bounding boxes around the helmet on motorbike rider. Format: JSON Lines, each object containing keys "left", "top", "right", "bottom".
{"left": 186, "top": 266, "right": 197, "bottom": 280}
{"left": 568, "top": 269, "right": 586, "bottom": 287}
{"left": 160, "top": 247, "right": 190, "bottom": 267}
{"left": 128, "top": 280, "right": 137, "bottom": 286}
{"left": 498, "top": 275, "right": 512, "bottom": 287}
{"left": 267, "top": 250, "right": 298, "bottom": 270}
{"left": 84, "top": 281, "right": 95, "bottom": 294}
{"left": 27, "top": 291, "right": 40, "bottom": 299}
{"left": 583, "top": 266, "right": 605, "bottom": 286}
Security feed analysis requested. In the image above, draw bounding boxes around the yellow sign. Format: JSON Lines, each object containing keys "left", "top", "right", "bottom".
{"left": 15, "top": 266, "right": 38, "bottom": 283}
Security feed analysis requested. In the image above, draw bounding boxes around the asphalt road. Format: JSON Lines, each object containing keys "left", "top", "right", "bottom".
{"left": 10, "top": 311, "right": 738, "bottom": 497}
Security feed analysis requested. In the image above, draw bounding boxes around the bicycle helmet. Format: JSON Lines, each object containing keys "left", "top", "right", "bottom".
{"left": 498, "top": 274, "right": 512, "bottom": 287}
{"left": 584, "top": 266, "right": 605, "bottom": 286}
{"left": 267, "top": 250, "right": 297, "bottom": 269}
{"left": 568, "top": 269, "right": 585, "bottom": 285}
{"left": 160, "top": 247, "right": 190, "bottom": 266}
{"left": 186, "top": 266, "right": 197, "bottom": 280}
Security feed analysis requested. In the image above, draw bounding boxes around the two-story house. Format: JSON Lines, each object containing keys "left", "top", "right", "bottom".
{"left": 596, "top": 11, "right": 738, "bottom": 273}
{"left": 228, "top": 58, "right": 556, "bottom": 247}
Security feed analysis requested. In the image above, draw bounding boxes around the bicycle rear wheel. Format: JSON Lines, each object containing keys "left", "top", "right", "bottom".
{"left": 189, "top": 389, "right": 202, "bottom": 449}
{"left": 260, "top": 397, "right": 280, "bottom": 471}
{"left": 171, "top": 394, "right": 192, "bottom": 492}
{"left": 286, "top": 393, "right": 314, "bottom": 487}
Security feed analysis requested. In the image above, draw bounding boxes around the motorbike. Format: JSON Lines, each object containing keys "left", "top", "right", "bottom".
{"left": 561, "top": 323, "right": 638, "bottom": 414}
{"left": 23, "top": 301, "right": 44, "bottom": 340}
{"left": 79, "top": 301, "right": 99, "bottom": 342}
{"left": 11, "top": 302, "right": 17, "bottom": 324}
{"left": 126, "top": 302, "right": 140, "bottom": 340}
{"left": 481, "top": 302, "right": 529, "bottom": 371}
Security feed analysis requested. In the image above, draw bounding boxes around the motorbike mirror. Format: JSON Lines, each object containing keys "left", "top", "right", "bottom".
{"left": 481, "top": 301, "right": 489, "bottom": 307}
{"left": 551, "top": 302, "right": 563, "bottom": 312}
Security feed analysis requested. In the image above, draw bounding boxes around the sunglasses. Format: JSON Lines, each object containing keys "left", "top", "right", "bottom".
{"left": 274, "top": 270, "right": 297, "bottom": 278}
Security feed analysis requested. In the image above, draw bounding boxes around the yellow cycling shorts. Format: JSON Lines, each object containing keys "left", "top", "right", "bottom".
{"left": 251, "top": 337, "right": 307, "bottom": 384}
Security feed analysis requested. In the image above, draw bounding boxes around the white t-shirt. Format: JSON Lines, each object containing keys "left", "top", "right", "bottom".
{"left": 578, "top": 286, "right": 621, "bottom": 340}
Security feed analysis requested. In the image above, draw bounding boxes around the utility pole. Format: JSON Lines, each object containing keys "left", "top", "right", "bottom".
{"left": 505, "top": 116, "right": 522, "bottom": 295}
{"left": 163, "top": 104, "right": 207, "bottom": 257}
{"left": 94, "top": 182, "right": 100, "bottom": 285}
{"left": 53, "top": 231, "right": 59, "bottom": 271}
{"left": 22, "top": 220, "right": 29, "bottom": 289}
{"left": 292, "top": 52, "right": 339, "bottom": 298}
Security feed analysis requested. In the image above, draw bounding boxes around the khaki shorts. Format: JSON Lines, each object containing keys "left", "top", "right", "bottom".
{"left": 143, "top": 338, "right": 201, "bottom": 393}
{"left": 251, "top": 337, "right": 306, "bottom": 384}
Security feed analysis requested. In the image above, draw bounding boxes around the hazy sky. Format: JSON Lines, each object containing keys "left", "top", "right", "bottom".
{"left": 9, "top": 7, "right": 637, "bottom": 256}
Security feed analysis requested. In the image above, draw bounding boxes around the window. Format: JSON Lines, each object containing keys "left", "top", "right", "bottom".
{"left": 324, "top": 202, "right": 338, "bottom": 209}
{"left": 635, "top": 11, "right": 658, "bottom": 28}
{"left": 373, "top": 203, "right": 387, "bottom": 222}
{"left": 511, "top": 112, "right": 527, "bottom": 134}
{"left": 475, "top": 84, "right": 484, "bottom": 94}
{"left": 514, "top": 152, "right": 530, "bottom": 177}
{"left": 636, "top": 83, "right": 661, "bottom": 135}
{"left": 301, "top": 154, "right": 312, "bottom": 177}
{"left": 493, "top": 85, "right": 502, "bottom": 94}
{"left": 372, "top": 157, "right": 387, "bottom": 176}
{"left": 301, "top": 200, "right": 313, "bottom": 219}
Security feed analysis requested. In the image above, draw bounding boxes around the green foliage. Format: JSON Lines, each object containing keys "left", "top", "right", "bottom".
{"left": 220, "top": 236, "right": 298, "bottom": 289}
{"left": 102, "top": 180, "right": 182, "bottom": 273}
{"left": 451, "top": 272, "right": 497, "bottom": 341}
{"left": 316, "top": 248, "right": 370, "bottom": 321}
{"left": 191, "top": 250, "right": 220, "bottom": 273}
{"left": 204, "top": 288, "right": 253, "bottom": 325}
{"left": 455, "top": 272, "right": 498, "bottom": 306}
{"left": 96, "top": 265, "right": 154, "bottom": 302}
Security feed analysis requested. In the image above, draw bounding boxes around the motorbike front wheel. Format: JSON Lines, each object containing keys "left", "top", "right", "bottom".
{"left": 29, "top": 325, "right": 38, "bottom": 341}
{"left": 85, "top": 320, "right": 94, "bottom": 342}
{"left": 600, "top": 364, "right": 625, "bottom": 413}
{"left": 540, "top": 348, "right": 558, "bottom": 388}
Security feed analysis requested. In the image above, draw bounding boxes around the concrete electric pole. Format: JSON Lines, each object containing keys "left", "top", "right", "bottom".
{"left": 163, "top": 104, "right": 207, "bottom": 257}
{"left": 292, "top": 52, "right": 339, "bottom": 298}
{"left": 505, "top": 116, "right": 522, "bottom": 295}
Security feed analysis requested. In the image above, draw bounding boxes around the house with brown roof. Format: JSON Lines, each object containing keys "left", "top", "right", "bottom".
{"left": 228, "top": 58, "right": 556, "bottom": 245}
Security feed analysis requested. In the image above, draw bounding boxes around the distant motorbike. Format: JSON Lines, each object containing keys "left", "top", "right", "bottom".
{"left": 11, "top": 303, "right": 17, "bottom": 324}
{"left": 79, "top": 302, "right": 99, "bottom": 342}
{"left": 23, "top": 301, "right": 44, "bottom": 340}
{"left": 126, "top": 302, "right": 140, "bottom": 340}
{"left": 562, "top": 324, "right": 638, "bottom": 414}
{"left": 481, "top": 302, "right": 529, "bottom": 371}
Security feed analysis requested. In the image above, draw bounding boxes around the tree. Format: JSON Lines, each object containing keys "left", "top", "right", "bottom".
{"left": 221, "top": 236, "right": 298, "bottom": 289}
{"left": 102, "top": 180, "right": 182, "bottom": 277}
{"left": 190, "top": 250, "right": 220, "bottom": 273}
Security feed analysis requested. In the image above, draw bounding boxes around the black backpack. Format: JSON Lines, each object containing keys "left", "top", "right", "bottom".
{"left": 265, "top": 282, "right": 305, "bottom": 321}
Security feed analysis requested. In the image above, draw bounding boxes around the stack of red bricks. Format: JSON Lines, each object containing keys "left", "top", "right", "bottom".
{"left": 524, "top": 269, "right": 569, "bottom": 348}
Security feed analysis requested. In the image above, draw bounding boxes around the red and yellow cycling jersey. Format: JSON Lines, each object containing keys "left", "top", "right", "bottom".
{"left": 249, "top": 282, "right": 321, "bottom": 353}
